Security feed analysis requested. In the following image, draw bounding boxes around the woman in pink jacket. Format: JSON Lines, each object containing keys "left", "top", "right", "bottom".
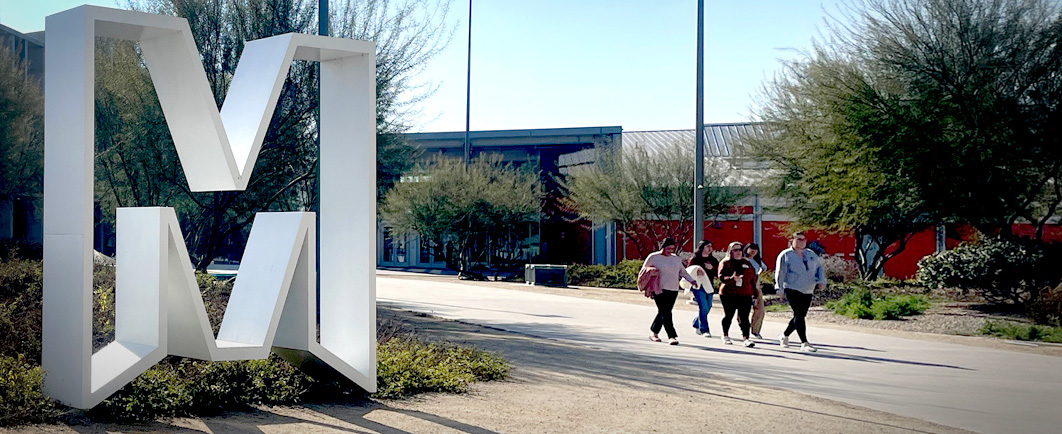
{"left": 642, "top": 238, "right": 698, "bottom": 345}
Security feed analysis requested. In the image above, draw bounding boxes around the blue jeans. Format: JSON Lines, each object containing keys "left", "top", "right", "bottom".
{"left": 691, "top": 288, "right": 713, "bottom": 334}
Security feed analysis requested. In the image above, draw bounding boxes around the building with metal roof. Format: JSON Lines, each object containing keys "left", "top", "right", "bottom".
{"left": 621, "top": 123, "right": 773, "bottom": 188}
{"left": 384, "top": 126, "right": 624, "bottom": 270}
{"left": 622, "top": 123, "right": 767, "bottom": 159}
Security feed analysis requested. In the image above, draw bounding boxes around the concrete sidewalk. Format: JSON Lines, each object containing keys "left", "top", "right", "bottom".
{"left": 377, "top": 272, "right": 1061, "bottom": 434}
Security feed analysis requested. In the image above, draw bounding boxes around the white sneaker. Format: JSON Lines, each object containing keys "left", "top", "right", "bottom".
{"left": 778, "top": 334, "right": 790, "bottom": 348}
{"left": 801, "top": 343, "right": 818, "bottom": 352}
{"left": 703, "top": 332, "right": 713, "bottom": 338}
{"left": 752, "top": 333, "right": 764, "bottom": 339}
{"left": 722, "top": 336, "right": 733, "bottom": 345}
{"left": 743, "top": 339, "right": 756, "bottom": 348}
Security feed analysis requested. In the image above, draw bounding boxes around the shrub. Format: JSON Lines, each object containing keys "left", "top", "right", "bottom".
{"left": 93, "top": 334, "right": 511, "bottom": 421}
{"left": 567, "top": 264, "right": 606, "bottom": 286}
{"left": 871, "top": 295, "right": 930, "bottom": 320}
{"left": 0, "top": 258, "right": 44, "bottom": 364}
{"left": 176, "top": 357, "right": 310, "bottom": 414}
{"left": 827, "top": 287, "right": 929, "bottom": 320}
{"left": 601, "top": 260, "right": 641, "bottom": 288}
{"left": 916, "top": 238, "right": 1062, "bottom": 316}
{"left": 1028, "top": 283, "right": 1062, "bottom": 327}
{"left": 0, "top": 355, "right": 60, "bottom": 426}
{"left": 828, "top": 288, "right": 875, "bottom": 319}
{"left": 375, "top": 337, "right": 509, "bottom": 398}
{"left": 980, "top": 320, "right": 1062, "bottom": 343}
{"left": 568, "top": 260, "right": 641, "bottom": 289}
{"left": 92, "top": 363, "right": 192, "bottom": 421}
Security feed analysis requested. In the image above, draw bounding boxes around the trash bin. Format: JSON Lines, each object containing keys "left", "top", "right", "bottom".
{"left": 525, "top": 264, "right": 568, "bottom": 287}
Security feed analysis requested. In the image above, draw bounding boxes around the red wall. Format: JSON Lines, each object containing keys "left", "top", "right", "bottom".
{"left": 618, "top": 218, "right": 1062, "bottom": 280}
{"left": 881, "top": 229, "right": 937, "bottom": 279}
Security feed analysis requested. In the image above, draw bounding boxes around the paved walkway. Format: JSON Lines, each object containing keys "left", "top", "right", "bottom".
{"left": 376, "top": 272, "right": 1060, "bottom": 434}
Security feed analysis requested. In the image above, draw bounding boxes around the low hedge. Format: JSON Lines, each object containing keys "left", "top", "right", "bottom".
{"left": 375, "top": 337, "right": 510, "bottom": 398}
{"left": 567, "top": 260, "right": 641, "bottom": 289}
{"left": 827, "top": 287, "right": 930, "bottom": 320}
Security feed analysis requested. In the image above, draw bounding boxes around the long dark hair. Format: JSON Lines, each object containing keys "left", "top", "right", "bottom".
{"left": 694, "top": 240, "right": 712, "bottom": 258}
{"left": 744, "top": 242, "right": 764, "bottom": 265}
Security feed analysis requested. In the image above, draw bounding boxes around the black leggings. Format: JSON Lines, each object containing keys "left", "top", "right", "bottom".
{"left": 650, "top": 290, "right": 680, "bottom": 339}
{"left": 720, "top": 294, "right": 753, "bottom": 338}
{"left": 784, "top": 289, "right": 813, "bottom": 343}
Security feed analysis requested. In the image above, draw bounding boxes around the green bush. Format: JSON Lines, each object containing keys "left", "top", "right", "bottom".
{"left": 0, "top": 355, "right": 60, "bottom": 426}
{"left": 0, "top": 258, "right": 43, "bottom": 364}
{"left": 567, "top": 260, "right": 641, "bottom": 289}
{"left": 92, "top": 355, "right": 312, "bottom": 421}
{"left": 827, "top": 288, "right": 929, "bottom": 320}
{"left": 566, "top": 263, "right": 606, "bottom": 286}
{"left": 828, "top": 288, "right": 875, "bottom": 319}
{"left": 871, "top": 295, "right": 930, "bottom": 320}
{"left": 375, "top": 337, "right": 509, "bottom": 398}
{"left": 980, "top": 320, "right": 1062, "bottom": 343}
{"left": 93, "top": 335, "right": 512, "bottom": 421}
{"left": 93, "top": 363, "right": 192, "bottom": 421}
{"left": 916, "top": 238, "right": 1062, "bottom": 314}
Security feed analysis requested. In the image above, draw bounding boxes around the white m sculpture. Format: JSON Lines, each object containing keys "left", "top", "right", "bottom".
{"left": 43, "top": 6, "right": 376, "bottom": 409}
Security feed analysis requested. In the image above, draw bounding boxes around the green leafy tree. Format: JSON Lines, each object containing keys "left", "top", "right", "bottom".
{"left": 565, "top": 141, "right": 743, "bottom": 258}
{"left": 94, "top": 0, "right": 453, "bottom": 269}
{"left": 0, "top": 45, "right": 43, "bottom": 207}
{"left": 752, "top": 50, "right": 937, "bottom": 279}
{"left": 752, "top": 0, "right": 1062, "bottom": 278}
{"left": 849, "top": 0, "right": 1062, "bottom": 238}
{"left": 380, "top": 157, "right": 541, "bottom": 279}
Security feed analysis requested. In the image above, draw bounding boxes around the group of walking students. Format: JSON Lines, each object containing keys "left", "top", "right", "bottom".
{"left": 638, "top": 232, "right": 826, "bottom": 351}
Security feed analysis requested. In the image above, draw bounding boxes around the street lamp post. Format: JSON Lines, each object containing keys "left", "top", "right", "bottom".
{"left": 693, "top": 0, "right": 705, "bottom": 248}
{"left": 463, "top": 0, "right": 473, "bottom": 166}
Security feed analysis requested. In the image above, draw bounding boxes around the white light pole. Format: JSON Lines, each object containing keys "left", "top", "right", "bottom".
{"left": 463, "top": 0, "right": 473, "bottom": 166}
{"left": 693, "top": 0, "right": 705, "bottom": 248}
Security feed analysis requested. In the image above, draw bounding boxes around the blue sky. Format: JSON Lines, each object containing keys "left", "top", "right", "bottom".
{"left": 1, "top": 0, "right": 843, "bottom": 132}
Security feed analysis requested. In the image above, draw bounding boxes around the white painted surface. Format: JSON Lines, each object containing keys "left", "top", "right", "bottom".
{"left": 42, "top": 5, "right": 377, "bottom": 409}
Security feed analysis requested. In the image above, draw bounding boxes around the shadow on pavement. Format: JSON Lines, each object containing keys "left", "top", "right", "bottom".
{"left": 383, "top": 305, "right": 966, "bottom": 434}
{"left": 311, "top": 403, "right": 503, "bottom": 434}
